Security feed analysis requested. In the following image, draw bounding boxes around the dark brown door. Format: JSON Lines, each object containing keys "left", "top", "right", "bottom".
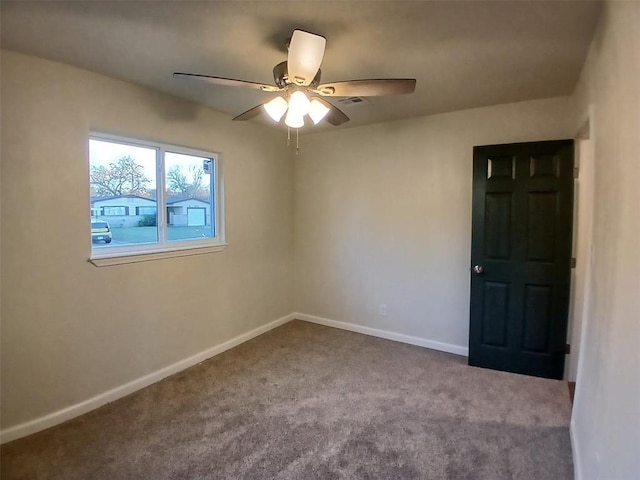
{"left": 469, "top": 140, "right": 574, "bottom": 379}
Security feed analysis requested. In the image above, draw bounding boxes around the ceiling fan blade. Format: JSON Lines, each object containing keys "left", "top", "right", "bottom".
{"left": 287, "top": 30, "right": 326, "bottom": 87}
{"left": 315, "top": 79, "right": 416, "bottom": 97}
{"left": 232, "top": 104, "right": 264, "bottom": 121}
{"left": 173, "top": 73, "right": 280, "bottom": 92}
{"left": 314, "top": 97, "right": 350, "bottom": 126}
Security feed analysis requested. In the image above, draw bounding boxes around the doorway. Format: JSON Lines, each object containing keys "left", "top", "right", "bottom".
{"left": 468, "top": 140, "right": 574, "bottom": 379}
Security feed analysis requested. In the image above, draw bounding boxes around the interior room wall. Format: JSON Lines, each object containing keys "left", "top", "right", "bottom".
{"left": 293, "top": 96, "right": 577, "bottom": 352}
{"left": 0, "top": 51, "right": 294, "bottom": 432}
{"left": 569, "top": 1, "right": 640, "bottom": 478}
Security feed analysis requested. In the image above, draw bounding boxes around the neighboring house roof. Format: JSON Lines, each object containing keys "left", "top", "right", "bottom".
{"left": 167, "top": 197, "right": 209, "bottom": 205}
{"left": 91, "top": 195, "right": 208, "bottom": 205}
{"left": 91, "top": 194, "right": 156, "bottom": 204}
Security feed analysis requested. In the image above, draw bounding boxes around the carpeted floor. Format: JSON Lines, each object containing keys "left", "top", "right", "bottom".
{"left": 1, "top": 320, "right": 574, "bottom": 479}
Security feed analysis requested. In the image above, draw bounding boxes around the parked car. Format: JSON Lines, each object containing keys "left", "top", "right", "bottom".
{"left": 91, "top": 220, "right": 112, "bottom": 244}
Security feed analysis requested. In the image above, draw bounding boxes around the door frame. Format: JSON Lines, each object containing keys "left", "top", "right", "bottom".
{"left": 566, "top": 123, "right": 595, "bottom": 382}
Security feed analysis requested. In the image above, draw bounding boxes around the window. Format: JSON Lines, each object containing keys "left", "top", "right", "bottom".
{"left": 137, "top": 206, "right": 157, "bottom": 216}
{"left": 89, "top": 133, "right": 225, "bottom": 264}
{"left": 102, "top": 206, "right": 127, "bottom": 216}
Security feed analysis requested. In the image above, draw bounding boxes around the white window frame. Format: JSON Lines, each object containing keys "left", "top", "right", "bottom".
{"left": 89, "top": 132, "right": 226, "bottom": 266}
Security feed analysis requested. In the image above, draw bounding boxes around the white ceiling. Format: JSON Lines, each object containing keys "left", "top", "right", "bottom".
{"left": 1, "top": 1, "right": 602, "bottom": 131}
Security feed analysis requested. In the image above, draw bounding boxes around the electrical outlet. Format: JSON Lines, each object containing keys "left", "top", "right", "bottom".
{"left": 379, "top": 304, "right": 388, "bottom": 316}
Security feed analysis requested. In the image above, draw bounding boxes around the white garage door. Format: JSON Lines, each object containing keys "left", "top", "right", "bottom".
{"left": 187, "top": 207, "right": 206, "bottom": 226}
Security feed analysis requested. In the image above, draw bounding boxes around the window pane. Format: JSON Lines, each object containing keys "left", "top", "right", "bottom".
{"left": 89, "top": 139, "right": 158, "bottom": 248}
{"left": 137, "top": 206, "right": 157, "bottom": 216}
{"left": 164, "top": 151, "right": 214, "bottom": 242}
{"left": 103, "top": 206, "right": 127, "bottom": 216}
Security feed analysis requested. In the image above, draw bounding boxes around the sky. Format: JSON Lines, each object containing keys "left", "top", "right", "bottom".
{"left": 89, "top": 138, "right": 157, "bottom": 182}
{"left": 89, "top": 138, "right": 212, "bottom": 185}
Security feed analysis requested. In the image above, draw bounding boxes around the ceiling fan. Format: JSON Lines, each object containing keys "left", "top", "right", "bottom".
{"left": 173, "top": 29, "right": 416, "bottom": 129}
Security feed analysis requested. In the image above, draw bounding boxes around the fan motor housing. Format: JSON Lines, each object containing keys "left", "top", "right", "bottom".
{"left": 273, "top": 61, "right": 321, "bottom": 89}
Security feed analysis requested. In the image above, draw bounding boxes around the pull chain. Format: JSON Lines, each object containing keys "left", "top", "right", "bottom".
{"left": 285, "top": 127, "right": 300, "bottom": 155}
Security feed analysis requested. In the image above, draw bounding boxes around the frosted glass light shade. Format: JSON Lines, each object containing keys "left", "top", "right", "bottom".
{"left": 288, "top": 91, "right": 311, "bottom": 117}
{"left": 264, "top": 96, "right": 288, "bottom": 122}
{"left": 308, "top": 99, "right": 330, "bottom": 124}
{"left": 284, "top": 110, "right": 304, "bottom": 129}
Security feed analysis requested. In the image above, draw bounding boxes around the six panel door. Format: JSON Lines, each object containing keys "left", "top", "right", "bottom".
{"left": 469, "top": 140, "right": 574, "bottom": 379}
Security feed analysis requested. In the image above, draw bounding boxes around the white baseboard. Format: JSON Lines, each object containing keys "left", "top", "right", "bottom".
{"left": 0, "top": 313, "right": 296, "bottom": 444}
{"left": 570, "top": 419, "right": 583, "bottom": 480}
{"left": 294, "top": 313, "right": 469, "bottom": 357}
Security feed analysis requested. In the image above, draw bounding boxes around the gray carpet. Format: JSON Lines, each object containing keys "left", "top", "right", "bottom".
{"left": 1, "top": 320, "right": 574, "bottom": 479}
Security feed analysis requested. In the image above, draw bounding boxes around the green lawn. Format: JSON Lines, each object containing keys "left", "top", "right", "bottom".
{"left": 110, "top": 226, "right": 213, "bottom": 244}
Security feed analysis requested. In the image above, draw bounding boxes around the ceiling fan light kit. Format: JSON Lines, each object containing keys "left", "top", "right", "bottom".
{"left": 174, "top": 29, "right": 416, "bottom": 151}
{"left": 308, "top": 99, "right": 331, "bottom": 125}
{"left": 284, "top": 109, "right": 305, "bottom": 129}
{"left": 264, "top": 96, "right": 288, "bottom": 122}
{"left": 288, "top": 90, "right": 311, "bottom": 117}
{"left": 264, "top": 93, "right": 330, "bottom": 126}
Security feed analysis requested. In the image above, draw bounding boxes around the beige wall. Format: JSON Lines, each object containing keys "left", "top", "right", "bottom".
{"left": 570, "top": 1, "right": 640, "bottom": 478}
{"left": 294, "top": 97, "right": 577, "bottom": 350}
{"left": 0, "top": 51, "right": 294, "bottom": 429}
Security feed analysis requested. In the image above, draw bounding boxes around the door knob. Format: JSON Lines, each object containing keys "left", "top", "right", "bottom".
{"left": 472, "top": 265, "right": 484, "bottom": 274}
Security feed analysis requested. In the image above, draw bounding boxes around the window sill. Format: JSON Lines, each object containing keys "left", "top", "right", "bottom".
{"left": 89, "top": 243, "right": 227, "bottom": 267}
